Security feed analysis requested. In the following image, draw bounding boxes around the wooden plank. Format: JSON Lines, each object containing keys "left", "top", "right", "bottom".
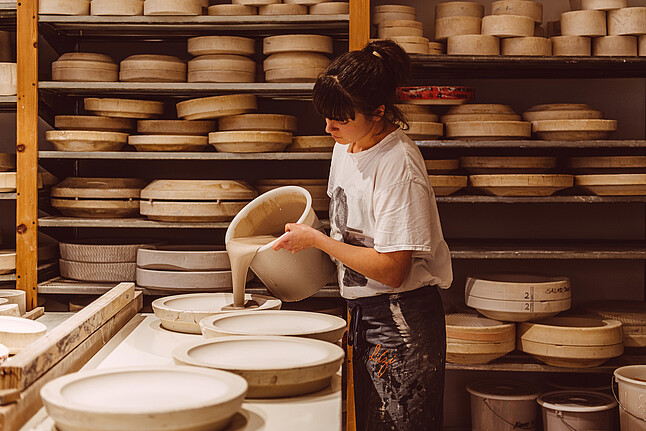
{"left": 0, "top": 283, "right": 134, "bottom": 391}
{"left": 38, "top": 81, "right": 315, "bottom": 96}
{"left": 349, "top": 0, "right": 369, "bottom": 51}
{"left": 435, "top": 195, "right": 646, "bottom": 204}
{"left": 21, "top": 307, "right": 44, "bottom": 321}
{"left": 449, "top": 241, "right": 646, "bottom": 259}
{"left": 346, "top": 307, "right": 356, "bottom": 431}
{"left": 38, "top": 151, "right": 333, "bottom": 160}
{"left": 0, "top": 293, "right": 142, "bottom": 430}
{"left": 38, "top": 217, "right": 332, "bottom": 229}
{"left": 16, "top": 0, "right": 39, "bottom": 311}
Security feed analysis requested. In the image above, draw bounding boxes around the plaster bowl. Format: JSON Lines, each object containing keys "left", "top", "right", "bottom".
{"left": 0, "top": 316, "right": 47, "bottom": 353}
{"left": 173, "top": 336, "right": 344, "bottom": 398}
{"left": 199, "top": 310, "right": 346, "bottom": 343}
{"left": 0, "top": 290, "right": 25, "bottom": 315}
{"left": 137, "top": 245, "right": 230, "bottom": 271}
{"left": 152, "top": 293, "right": 282, "bottom": 334}
{"left": 40, "top": 366, "right": 248, "bottom": 431}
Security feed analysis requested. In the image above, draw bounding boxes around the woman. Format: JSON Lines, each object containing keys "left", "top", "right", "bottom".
{"left": 272, "top": 40, "right": 452, "bottom": 431}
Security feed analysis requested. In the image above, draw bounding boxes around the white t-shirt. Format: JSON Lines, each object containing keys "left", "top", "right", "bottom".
{"left": 327, "top": 127, "right": 453, "bottom": 299}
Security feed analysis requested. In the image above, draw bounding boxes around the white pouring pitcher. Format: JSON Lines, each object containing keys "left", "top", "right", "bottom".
{"left": 225, "top": 186, "right": 336, "bottom": 302}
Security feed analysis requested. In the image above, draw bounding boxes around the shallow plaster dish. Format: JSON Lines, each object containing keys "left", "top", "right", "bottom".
{"left": 173, "top": 336, "right": 344, "bottom": 398}
{"left": 518, "top": 339, "right": 623, "bottom": 368}
{"left": 137, "top": 120, "right": 215, "bottom": 135}
{"left": 200, "top": 310, "right": 346, "bottom": 343}
{"left": 427, "top": 175, "right": 467, "bottom": 196}
{"left": 446, "top": 339, "right": 515, "bottom": 364}
{"left": 91, "top": 0, "right": 145, "bottom": 16}
{"left": 84, "top": 97, "right": 164, "bottom": 119}
{"left": 39, "top": 0, "right": 90, "bottom": 14}
{"left": 140, "top": 200, "right": 249, "bottom": 222}
{"left": 287, "top": 136, "right": 335, "bottom": 152}
{"left": 209, "top": 131, "right": 292, "bottom": 153}
{"left": 208, "top": 4, "right": 256, "bottom": 15}
{"left": 60, "top": 238, "right": 160, "bottom": 263}
{"left": 0, "top": 316, "right": 47, "bottom": 354}
{"left": 469, "top": 174, "right": 574, "bottom": 196}
{"left": 152, "top": 293, "right": 282, "bottom": 334}
{"left": 0, "top": 304, "right": 20, "bottom": 317}
{"left": 445, "top": 313, "right": 516, "bottom": 343}
{"left": 447, "top": 34, "right": 500, "bottom": 55}
{"left": 465, "top": 274, "right": 571, "bottom": 302}
{"left": 517, "top": 316, "right": 623, "bottom": 346}
{"left": 0, "top": 289, "right": 26, "bottom": 315}
{"left": 459, "top": 156, "right": 557, "bottom": 174}
{"left": 575, "top": 174, "right": 646, "bottom": 195}
{"left": 425, "top": 159, "right": 459, "bottom": 174}
{"left": 46, "top": 130, "right": 129, "bottom": 152}
{"left": 532, "top": 119, "right": 617, "bottom": 140}
{"left": 404, "top": 121, "right": 443, "bottom": 139}
{"left": 309, "top": 2, "right": 348, "bottom": 14}
{"left": 446, "top": 120, "right": 531, "bottom": 140}
{"left": 52, "top": 199, "right": 140, "bottom": 218}
{"left": 61, "top": 259, "right": 136, "bottom": 282}
{"left": 465, "top": 295, "right": 571, "bottom": 322}
{"left": 137, "top": 245, "right": 230, "bottom": 271}
{"left": 129, "top": 135, "right": 208, "bottom": 152}
{"left": 567, "top": 156, "right": 646, "bottom": 174}
{"left": 187, "top": 36, "right": 255, "bottom": 56}
{"left": 54, "top": 115, "right": 135, "bottom": 132}
{"left": 40, "top": 366, "right": 248, "bottom": 431}
{"left": 551, "top": 35, "right": 592, "bottom": 56}
{"left": 144, "top": 0, "right": 202, "bottom": 15}
{"left": 218, "top": 114, "right": 298, "bottom": 133}
{"left": 176, "top": 94, "right": 257, "bottom": 120}
{"left": 136, "top": 267, "right": 245, "bottom": 291}
{"left": 262, "top": 34, "right": 333, "bottom": 55}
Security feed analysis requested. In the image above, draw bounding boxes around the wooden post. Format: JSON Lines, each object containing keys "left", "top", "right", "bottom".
{"left": 16, "top": 0, "right": 39, "bottom": 310}
{"left": 349, "top": 0, "right": 370, "bottom": 51}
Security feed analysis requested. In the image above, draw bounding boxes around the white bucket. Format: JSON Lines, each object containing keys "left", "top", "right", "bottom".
{"left": 614, "top": 365, "right": 646, "bottom": 431}
{"left": 466, "top": 379, "right": 540, "bottom": 431}
{"left": 225, "top": 186, "right": 336, "bottom": 302}
{"left": 538, "top": 390, "right": 616, "bottom": 431}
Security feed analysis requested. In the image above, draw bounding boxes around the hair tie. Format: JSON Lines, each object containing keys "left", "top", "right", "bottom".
{"left": 372, "top": 50, "right": 383, "bottom": 59}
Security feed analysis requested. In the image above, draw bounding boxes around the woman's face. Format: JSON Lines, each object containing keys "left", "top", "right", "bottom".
{"left": 325, "top": 112, "right": 379, "bottom": 145}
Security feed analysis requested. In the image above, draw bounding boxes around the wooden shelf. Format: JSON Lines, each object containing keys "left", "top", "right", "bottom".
{"left": 446, "top": 350, "right": 646, "bottom": 373}
{"left": 411, "top": 54, "right": 646, "bottom": 79}
{"left": 416, "top": 139, "right": 646, "bottom": 148}
{"left": 38, "top": 277, "right": 341, "bottom": 297}
{"left": 0, "top": 261, "right": 59, "bottom": 283}
{"left": 39, "top": 82, "right": 315, "bottom": 98}
{"left": 39, "top": 151, "right": 332, "bottom": 160}
{"left": 436, "top": 195, "right": 646, "bottom": 204}
{"left": 38, "top": 14, "right": 349, "bottom": 38}
{"left": 450, "top": 240, "right": 646, "bottom": 259}
{"left": 38, "top": 216, "right": 231, "bottom": 229}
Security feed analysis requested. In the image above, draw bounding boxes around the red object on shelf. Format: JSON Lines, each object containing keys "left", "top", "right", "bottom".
{"left": 396, "top": 86, "right": 476, "bottom": 102}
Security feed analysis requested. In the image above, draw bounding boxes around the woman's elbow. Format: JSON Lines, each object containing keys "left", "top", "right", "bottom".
{"left": 383, "top": 272, "right": 407, "bottom": 289}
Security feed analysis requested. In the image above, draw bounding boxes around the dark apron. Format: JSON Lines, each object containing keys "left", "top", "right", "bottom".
{"left": 347, "top": 286, "right": 446, "bottom": 431}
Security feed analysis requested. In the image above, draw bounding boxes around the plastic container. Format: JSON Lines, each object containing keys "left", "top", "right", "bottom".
{"left": 225, "top": 186, "right": 336, "bottom": 301}
{"left": 538, "top": 390, "right": 616, "bottom": 431}
{"left": 613, "top": 365, "right": 646, "bottom": 430}
{"left": 466, "top": 379, "right": 540, "bottom": 431}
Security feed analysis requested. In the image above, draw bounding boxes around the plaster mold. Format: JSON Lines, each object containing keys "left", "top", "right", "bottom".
{"left": 173, "top": 336, "right": 344, "bottom": 397}
{"left": 152, "top": 293, "right": 282, "bottom": 334}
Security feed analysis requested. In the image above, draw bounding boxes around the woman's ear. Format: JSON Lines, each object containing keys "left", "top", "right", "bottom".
{"left": 372, "top": 105, "right": 386, "bottom": 121}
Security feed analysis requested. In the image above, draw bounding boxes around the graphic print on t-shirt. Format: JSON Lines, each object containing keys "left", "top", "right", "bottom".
{"left": 331, "top": 187, "right": 368, "bottom": 287}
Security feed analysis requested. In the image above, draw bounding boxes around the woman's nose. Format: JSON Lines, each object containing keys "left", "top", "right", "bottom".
{"left": 325, "top": 119, "right": 337, "bottom": 133}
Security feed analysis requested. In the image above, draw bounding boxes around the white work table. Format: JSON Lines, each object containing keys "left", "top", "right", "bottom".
{"left": 21, "top": 313, "right": 343, "bottom": 431}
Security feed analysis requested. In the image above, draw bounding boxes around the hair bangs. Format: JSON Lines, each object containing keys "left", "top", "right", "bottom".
{"left": 312, "top": 75, "right": 357, "bottom": 122}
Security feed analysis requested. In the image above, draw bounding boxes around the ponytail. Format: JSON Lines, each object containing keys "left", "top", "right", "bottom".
{"left": 312, "top": 39, "right": 410, "bottom": 127}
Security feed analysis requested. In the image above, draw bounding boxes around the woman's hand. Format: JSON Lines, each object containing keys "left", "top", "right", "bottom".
{"left": 272, "top": 223, "right": 324, "bottom": 254}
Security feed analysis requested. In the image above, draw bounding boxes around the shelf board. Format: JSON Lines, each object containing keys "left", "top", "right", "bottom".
{"left": 38, "top": 277, "right": 341, "bottom": 298}
{"left": 436, "top": 195, "right": 646, "bottom": 204}
{"left": 411, "top": 54, "right": 646, "bottom": 79}
{"left": 38, "top": 82, "right": 315, "bottom": 98}
{"left": 38, "top": 151, "right": 332, "bottom": 160}
{"left": 416, "top": 139, "right": 646, "bottom": 148}
{"left": 0, "top": 192, "right": 15, "bottom": 200}
{"left": 450, "top": 240, "right": 646, "bottom": 259}
{"left": 38, "top": 14, "right": 349, "bottom": 38}
{"left": 446, "top": 351, "right": 646, "bottom": 373}
{"left": 38, "top": 216, "right": 230, "bottom": 229}
{"left": 0, "top": 261, "right": 59, "bottom": 283}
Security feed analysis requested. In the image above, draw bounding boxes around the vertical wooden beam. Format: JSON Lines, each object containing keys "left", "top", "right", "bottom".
{"left": 346, "top": 307, "right": 356, "bottom": 431}
{"left": 16, "top": 0, "right": 38, "bottom": 310}
{"left": 349, "top": 0, "right": 370, "bottom": 51}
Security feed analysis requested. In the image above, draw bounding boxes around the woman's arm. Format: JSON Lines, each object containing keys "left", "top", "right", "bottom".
{"left": 272, "top": 223, "right": 412, "bottom": 288}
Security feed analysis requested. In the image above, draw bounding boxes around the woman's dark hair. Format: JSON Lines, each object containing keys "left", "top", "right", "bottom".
{"left": 312, "top": 40, "right": 410, "bottom": 127}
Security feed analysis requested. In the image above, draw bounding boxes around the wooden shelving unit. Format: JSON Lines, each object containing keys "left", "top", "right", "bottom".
{"left": 416, "top": 139, "right": 646, "bottom": 148}
{"left": 39, "top": 151, "right": 332, "bottom": 161}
